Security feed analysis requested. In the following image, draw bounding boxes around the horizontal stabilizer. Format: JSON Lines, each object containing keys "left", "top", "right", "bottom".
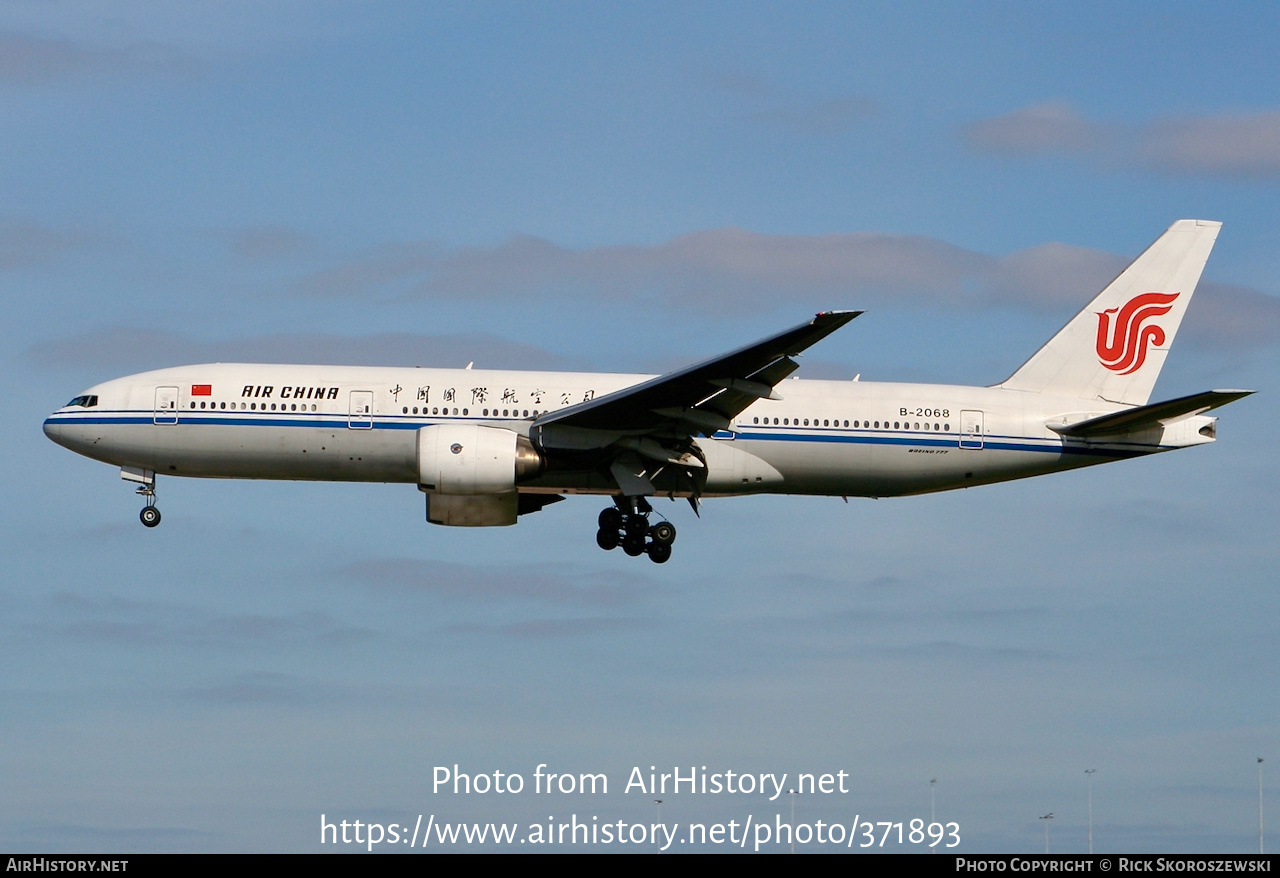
{"left": 1049, "top": 389, "right": 1253, "bottom": 438}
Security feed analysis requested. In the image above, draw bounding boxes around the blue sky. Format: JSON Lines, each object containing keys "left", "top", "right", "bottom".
{"left": 3, "top": 1, "right": 1277, "bottom": 853}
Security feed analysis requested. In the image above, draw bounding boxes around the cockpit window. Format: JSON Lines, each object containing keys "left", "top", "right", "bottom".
{"left": 66, "top": 395, "right": 98, "bottom": 408}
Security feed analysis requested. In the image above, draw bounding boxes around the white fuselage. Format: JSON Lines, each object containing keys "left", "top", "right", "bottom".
{"left": 42, "top": 363, "right": 1216, "bottom": 501}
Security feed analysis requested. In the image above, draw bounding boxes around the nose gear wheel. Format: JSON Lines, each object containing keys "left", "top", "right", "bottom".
{"left": 136, "top": 483, "right": 161, "bottom": 528}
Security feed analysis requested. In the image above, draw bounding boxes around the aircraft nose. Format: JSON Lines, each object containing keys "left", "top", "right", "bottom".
{"left": 43, "top": 414, "right": 77, "bottom": 452}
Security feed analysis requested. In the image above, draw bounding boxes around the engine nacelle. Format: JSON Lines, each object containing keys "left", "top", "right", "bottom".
{"left": 416, "top": 424, "right": 544, "bottom": 495}
{"left": 426, "top": 493, "right": 518, "bottom": 527}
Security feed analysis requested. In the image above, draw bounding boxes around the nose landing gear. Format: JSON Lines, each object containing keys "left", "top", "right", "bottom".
{"left": 595, "top": 498, "right": 676, "bottom": 563}
{"left": 121, "top": 468, "right": 162, "bottom": 528}
{"left": 137, "top": 484, "right": 161, "bottom": 527}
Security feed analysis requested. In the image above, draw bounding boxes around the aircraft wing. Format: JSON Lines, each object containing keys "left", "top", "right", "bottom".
{"left": 531, "top": 311, "right": 860, "bottom": 444}
{"left": 1048, "top": 389, "right": 1253, "bottom": 439}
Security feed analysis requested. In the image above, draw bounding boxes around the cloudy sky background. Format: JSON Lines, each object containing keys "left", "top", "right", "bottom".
{"left": 3, "top": 1, "right": 1278, "bottom": 852}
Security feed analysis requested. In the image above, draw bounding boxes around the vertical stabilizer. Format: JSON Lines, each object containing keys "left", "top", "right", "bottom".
{"left": 999, "top": 219, "right": 1220, "bottom": 406}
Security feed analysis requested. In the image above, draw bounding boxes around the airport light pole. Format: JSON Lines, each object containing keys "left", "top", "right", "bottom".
{"left": 654, "top": 800, "right": 662, "bottom": 853}
{"left": 1085, "top": 769, "right": 1097, "bottom": 854}
{"left": 1040, "top": 813, "right": 1054, "bottom": 854}
{"left": 1260, "top": 759, "right": 1265, "bottom": 855}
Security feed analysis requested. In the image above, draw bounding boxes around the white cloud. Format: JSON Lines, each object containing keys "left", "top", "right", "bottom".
{"left": 689, "top": 66, "right": 879, "bottom": 135}
{"left": 963, "top": 102, "right": 1105, "bottom": 154}
{"left": 988, "top": 242, "right": 1128, "bottom": 311}
{"left": 0, "top": 218, "right": 93, "bottom": 269}
{"left": 293, "top": 228, "right": 996, "bottom": 310}
{"left": 39, "top": 591, "right": 372, "bottom": 649}
{"left": 218, "top": 225, "right": 317, "bottom": 261}
{"left": 746, "top": 95, "right": 880, "bottom": 135}
{"left": 0, "top": 32, "right": 98, "bottom": 83}
{"left": 343, "top": 558, "right": 651, "bottom": 608}
{"left": 290, "top": 241, "right": 442, "bottom": 298}
{"left": 26, "top": 329, "right": 578, "bottom": 372}
{"left": 1139, "top": 111, "right": 1280, "bottom": 176}
{"left": 965, "top": 104, "right": 1280, "bottom": 178}
{"left": 0, "top": 31, "right": 192, "bottom": 85}
{"left": 1181, "top": 281, "right": 1280, "bottom": 349}
{"left": 32, "top": 231, "right": 1276, "bottom": 375}
{"left": 281, "top": 228, "right": 1280, "bottom": 348}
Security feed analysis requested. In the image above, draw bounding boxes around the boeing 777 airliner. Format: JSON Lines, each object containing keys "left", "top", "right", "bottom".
{"left": 44, "top": 220, "right": 1251, "bottom": 563}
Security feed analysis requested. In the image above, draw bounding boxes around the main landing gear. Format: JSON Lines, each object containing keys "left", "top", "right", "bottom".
{"left": 595, "top": 498, "right": 676, "bottom": 564}
{"left": 136, "top": 484, "right": 161, "bottom": 528}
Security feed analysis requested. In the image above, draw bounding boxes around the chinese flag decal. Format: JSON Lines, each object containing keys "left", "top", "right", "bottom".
{"left": 191, "top": 384, "right": 212, "bottom": 396}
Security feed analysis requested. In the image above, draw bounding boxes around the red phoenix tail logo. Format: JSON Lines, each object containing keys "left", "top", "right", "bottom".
{"left": 1095, "top": 291, "right": 1180, "bottom": 375}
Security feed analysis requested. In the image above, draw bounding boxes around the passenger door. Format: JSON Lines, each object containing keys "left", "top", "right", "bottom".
{"left": 154, "top": 386, "right": 179, "bottom": 425}
{"left": 348, "top": 390, "right": 374, "bottom": 429}
{"left": 959, "top": 410, "right": 984, "bottom": 449}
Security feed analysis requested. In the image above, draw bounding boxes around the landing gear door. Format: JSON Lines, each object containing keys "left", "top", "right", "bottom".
{"left": 959, "top": 410, "right": 984, "bottom": 449}
{"left": 154, "top": 386, "right": 179, "bottom": 425}
{"left": 348, "top": 390, "right": 374, "bottom": 429}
